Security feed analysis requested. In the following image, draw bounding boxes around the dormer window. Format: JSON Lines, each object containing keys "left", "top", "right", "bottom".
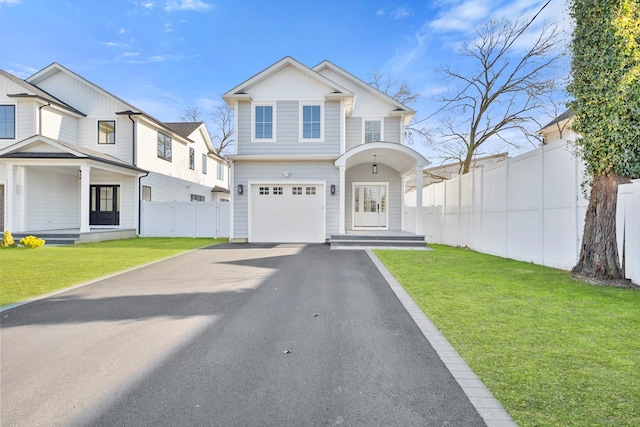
{"left": 253, "top": 104, "right": 275, "bottom": 141}
{"left": 364, "top": 119, "right": 382, "bottom": 143}
{"left": 301, "top": 104, "right": 323, "bottom": 141}
{"left": 98, "top": 120, "right": 116, "bottom": 144}
{"left": 0, "top": 105, "right": 15, "bottom": 139}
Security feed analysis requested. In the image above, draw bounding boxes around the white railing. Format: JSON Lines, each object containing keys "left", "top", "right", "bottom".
{"left": 406, "top": 139, "right": 639, "bottom": 283}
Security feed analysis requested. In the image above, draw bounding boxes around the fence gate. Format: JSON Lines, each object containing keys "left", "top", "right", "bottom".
{"left": 141, "top": 201, "right": 230, "bottom": 238}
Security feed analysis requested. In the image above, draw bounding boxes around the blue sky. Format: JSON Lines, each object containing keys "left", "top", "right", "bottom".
{"left": 0, "top": 0, "right": 570, "bottom": 160}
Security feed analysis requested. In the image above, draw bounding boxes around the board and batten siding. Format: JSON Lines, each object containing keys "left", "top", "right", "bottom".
{"left": 41, "top": 108, "right": 78, "bottom": 145}
{"left": 236, "top": 101, "right": 341, "bottom": 156}
{"left": 25, "top": 168, "right": 78, "bottom": 230}
{"left": 345, "top": 163, "right": 402, "bottom": 231}
{"left": 232, "top": 160, "right": 339, "bottom": 240}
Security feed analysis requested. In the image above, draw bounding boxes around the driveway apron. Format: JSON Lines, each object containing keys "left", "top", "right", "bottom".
{"left": 1, "top": 244, "right": 486, "bottom": 426}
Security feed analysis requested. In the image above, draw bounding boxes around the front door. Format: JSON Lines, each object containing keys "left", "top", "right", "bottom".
{"left": 353, "top": 184, "right": 387, "bottom": 228}
{"left": 90, "top": 185, "right": 120, "bottom": 226}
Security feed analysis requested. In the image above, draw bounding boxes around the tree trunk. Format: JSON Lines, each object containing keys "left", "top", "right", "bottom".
{"left": 572, "top": 172, "right": 630, "bottom": 280}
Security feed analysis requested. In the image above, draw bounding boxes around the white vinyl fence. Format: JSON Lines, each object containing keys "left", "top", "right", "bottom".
{"left": 141, "top": 200, "right": 230, "bottom": 238}
{"left": 406, "top": 139, "right": 639, "bottom": 283}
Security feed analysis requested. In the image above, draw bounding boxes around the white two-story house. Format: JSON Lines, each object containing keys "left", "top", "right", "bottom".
{"left": 223, "top": 57, "right": 429, "bottom": 244}
{"left": 0, "top": 63, "right": 228, "bottom": 241}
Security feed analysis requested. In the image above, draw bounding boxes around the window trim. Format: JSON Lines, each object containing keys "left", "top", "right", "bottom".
{"left": 363, "top": 118, "right": 383, "bottom": 144}
{"left": 0, "top": 104, "right": 16, "bottom": 140}
{"left": 299, "top": 102, "right": 324, "bottom": 142}
{"left": 157, "top": 131, "right": 172, "bottom": 162}
{"left": 216, "top": 162, "right": 225, "bottom": 181}
{"left": 97, "top": 120, "right": 116, "bottom": 145}
{"left": 252, "top": 102, "right": 276, "bottom": 142}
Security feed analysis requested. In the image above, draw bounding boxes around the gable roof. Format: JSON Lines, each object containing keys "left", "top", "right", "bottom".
{"left": 541, "top": 109, "right": 575, "bottom": 130}
{"left": 313, "top": 60, "right": 417, "bottom": 123}
{"left": 164, "top": 122, "right": 204, "bottom": 138}
{"left": 0, "top": 69, "right": 86, "bottom": 117}
{"left": 222, "top": 56, "right": 355, "bottom": 103}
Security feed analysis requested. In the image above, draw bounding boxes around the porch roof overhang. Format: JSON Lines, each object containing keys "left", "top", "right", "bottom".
{"left": 0, "top": 135, "right": 147, "bottom": 175}
{"left": 334, "top": 142, "right": 430, "bottom": 176}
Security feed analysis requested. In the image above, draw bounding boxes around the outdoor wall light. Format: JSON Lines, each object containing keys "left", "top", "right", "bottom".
{"left": 330, "top": 184, "right": 336, "bottom": 195}
{"left": 372, "top": 155, "right": 378, "bottom": 175}
{"left": 237, "top": 184, "right": 243, "bottom": 195}
{"left": 283, "top": 171, "right": 289, "bottom": 178}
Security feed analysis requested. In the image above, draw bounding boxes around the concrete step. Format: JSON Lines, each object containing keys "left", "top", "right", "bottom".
{"left": 329, "top": 234, "right": 427, "bottom": 250}
{"left": 11, "top": 233, "right": 79, "bottom": 245}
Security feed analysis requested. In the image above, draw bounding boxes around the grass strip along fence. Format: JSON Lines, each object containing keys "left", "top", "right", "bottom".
{"left": 1, "top": 238, "right": 226, "bottom": 307}
{"left": 375, "top": 245, "right": 639, "bottom": 427}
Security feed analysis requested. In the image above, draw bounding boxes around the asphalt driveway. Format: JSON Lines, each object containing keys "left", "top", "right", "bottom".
{"left": 1, "top": 243, "right": 488, "bottom": 426}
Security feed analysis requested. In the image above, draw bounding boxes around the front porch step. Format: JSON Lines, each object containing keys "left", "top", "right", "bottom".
{"left": 11, "top": 232, "right": 79, "bottom": 245}
{"left": 330, "top": 234, "right": 427, "bottom": 250}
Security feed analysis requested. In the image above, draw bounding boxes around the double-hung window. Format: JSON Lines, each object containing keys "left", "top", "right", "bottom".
{"left": 0, "top": 105, "right": 15, "bottom": 139}
{"left": 202, "top": 154, "right": 208, "bottom": 174}
{"left": 254, "top": 104, "right": 274, "bottom": 141}
{"left": 98, "top": 120, "right": 116, "bottom": 144}
{"left": 301, "top": 104, "right": 322, "bottom": 140}
{"left": 364, "top": 120, "right": 382, "bottom": 143}
{"left": 217, "top": 162, "right": 225, "bottom": 180}
{"left": 157, "top": 131, "right": 172, "bottom": 161}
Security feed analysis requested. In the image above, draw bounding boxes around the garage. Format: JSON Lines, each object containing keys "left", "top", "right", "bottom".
{"left": 249, "top": 183, "right": 325, "bottom": 243}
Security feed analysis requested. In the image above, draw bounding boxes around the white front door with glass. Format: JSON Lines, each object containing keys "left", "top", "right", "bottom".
{"left": 353, "top": 183, "right": 388, "bottom": 228}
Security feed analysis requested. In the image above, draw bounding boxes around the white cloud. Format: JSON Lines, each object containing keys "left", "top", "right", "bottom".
{"left": 390, "top": 7, "right": 410, "bottom": 20}
{"left": 0, "top": 0, "right": 21, "bottom": 5}
{"left": 164, "top": 0, "right": 213, "bottom": 12}
{"left": 120, "top": 52, "right": 140, "bottom": 58}
{"left": 103, "top": 41, "right": 119, "bottom": 47}
{"left": 165, "top": 22, "right": 173, "bottom": 32}
{"left": 142, "top": 1, "right": 154, "bottom": 9}
{"left": 376, "top": 8, "right": 385, "bottom": 16}
{"left": 429, "top": 0, "right": 490, "bottom": 33}
{"left": 119, "top": 28, "right": 127, "bottom": 35}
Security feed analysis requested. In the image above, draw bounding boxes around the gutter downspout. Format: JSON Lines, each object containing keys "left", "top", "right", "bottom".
{"left": 138, "top": 172, "right": 150, "bottom": 235}
{"left": 38, "top": 102, "right": 51, "bottom": 135}
{"left": 126, "top": 112, "right": 141, "bottom": 167}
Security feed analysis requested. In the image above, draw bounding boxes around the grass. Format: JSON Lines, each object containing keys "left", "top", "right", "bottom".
{"left": 375, "top": 244, "right": 640, "bottom": 427}
{"left": 0, "top": 237, "right": 226, "bottom": 306}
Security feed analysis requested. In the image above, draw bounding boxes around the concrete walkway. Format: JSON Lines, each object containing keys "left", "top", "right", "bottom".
{"left": 1, "top": 243, "right": 514, "bottom": 426}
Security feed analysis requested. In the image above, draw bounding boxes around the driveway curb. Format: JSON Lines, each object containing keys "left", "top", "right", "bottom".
{"left": 366, "top": 249, "right": 518, "bottom": 427}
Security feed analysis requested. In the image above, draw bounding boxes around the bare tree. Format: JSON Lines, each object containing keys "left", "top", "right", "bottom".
{"left": 209, "top": 104, "right": 234, "bottom": 155}
{"left": 179, "top": 104, "right": 234, "bottom": 155}
{"left": 427, "top": 16, "right": 562, "bottom": 173}
{"left": 368, "top": 69, "right": 419, "bottom": 105}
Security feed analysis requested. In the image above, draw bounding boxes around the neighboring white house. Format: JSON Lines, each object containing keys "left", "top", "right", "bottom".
{"left": 222, "top": 56, "right": 429, "bottom": 243}
{"left": 0, "top": 63, "right": 229, "bottom": 238}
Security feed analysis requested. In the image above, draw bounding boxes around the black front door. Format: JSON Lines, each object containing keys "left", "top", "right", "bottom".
{"left": 90, "top": 185, "right": 120, "bottom": 226}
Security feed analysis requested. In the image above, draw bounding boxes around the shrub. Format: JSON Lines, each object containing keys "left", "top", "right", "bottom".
{"left": 1, "top": 230, "right": 16, "bottom": 247}
{"left": 19, "top": 235, "right": 46, "bottom": 248}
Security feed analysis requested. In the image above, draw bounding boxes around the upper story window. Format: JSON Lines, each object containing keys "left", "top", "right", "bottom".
{"left": 0, "top": 105, "right": 16, "bottom": 139}
{"left": 217, "top": 162, "right": 225, "bottom": 180}
{"left": 202, "top": 154, "right": 208, "bottom": 174}
{"left": 253, "top": 104, "right": 275, "bottom": 141}
{"left": 98, "top": 120, "right": 116, "bottom": 144}
{"left": 364, "top": 120, "right": 382, "bottom": 143}
{"left": 157, "top": 131, "right": 172, "bottom": 161}
{"left": 301, "top": 104, "right": 322, "bottom": 140}
{"left": 189, "top": 147, "right": 195, "bottom": 170}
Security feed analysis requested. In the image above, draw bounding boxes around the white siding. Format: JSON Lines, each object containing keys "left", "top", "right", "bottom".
{"left": 25, "top": 168, "right": 78, "bottom": 230}
{"left": 140, "top": 172, "right": 214, "bottom": 202}
{"left": 344, "top": 163, "right": 402, "bottom": 231}
{"left": 233, "top": 160, "right": 339, "bottom": 240}
{"left": 41, "top": 108, "right": 77, "bottom": 144}
{"left": 250, "top": 65, "right": 335, "bottom": 100}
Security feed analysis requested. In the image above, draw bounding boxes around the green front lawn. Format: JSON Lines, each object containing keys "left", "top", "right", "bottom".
{"left": 0, "top": 238, "right": 226, "bottom": 306}
{"left": 376, "top": 245, "right": 640, "bottom": 427}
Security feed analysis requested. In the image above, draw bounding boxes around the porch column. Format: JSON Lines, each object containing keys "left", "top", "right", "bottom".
{"left": 79, "top": 165, "right": 90, "bottom": 233}
{"left": 415, "top": 166, "right": 424, "bottom": 236}
{"left": 5, "top": 163, "right": 14, "bottom": 231}
{"left": 339, "top": 165, "right": 346, "bottom": 234}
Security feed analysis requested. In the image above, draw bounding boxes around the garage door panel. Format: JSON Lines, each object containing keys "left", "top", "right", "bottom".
{"left": 250, "top": 184, "right": 325, "bottom": 243}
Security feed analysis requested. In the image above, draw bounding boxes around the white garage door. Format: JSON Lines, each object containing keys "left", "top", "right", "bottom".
{"left": 250, "top": 184, "right": 325, "bottom": 243}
